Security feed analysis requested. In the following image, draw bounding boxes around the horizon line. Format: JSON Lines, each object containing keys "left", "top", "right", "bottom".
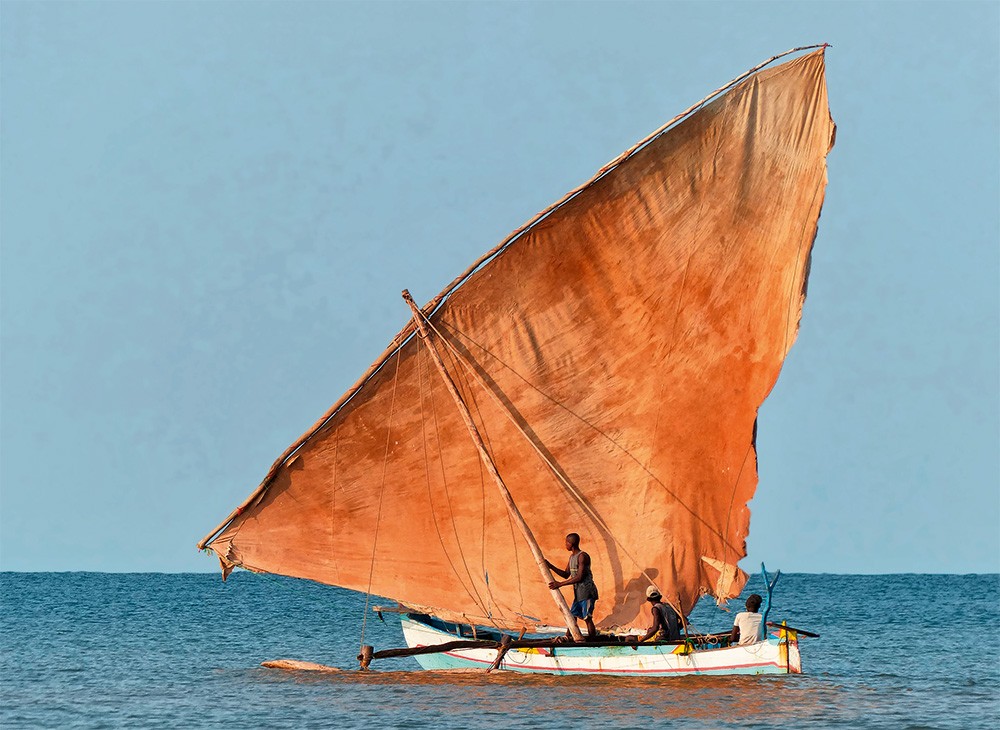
{"left": 2, "top": 569, "right": 998, "bottom": 577}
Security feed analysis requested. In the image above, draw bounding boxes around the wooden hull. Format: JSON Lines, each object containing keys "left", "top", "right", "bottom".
{"left": 400, "top": 615, "right": 802, "bottom": 677}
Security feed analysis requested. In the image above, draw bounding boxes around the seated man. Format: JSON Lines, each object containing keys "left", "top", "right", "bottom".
{"left": 633, "top": 586, "right": 682, "bottom": 642}
{"left": 730, "top": 593, "right": 764, "bottom": 645}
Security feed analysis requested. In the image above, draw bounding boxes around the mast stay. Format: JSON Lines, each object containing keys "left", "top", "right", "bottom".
{"left": 402, "top": 289, "right": 584, "bottom": 641}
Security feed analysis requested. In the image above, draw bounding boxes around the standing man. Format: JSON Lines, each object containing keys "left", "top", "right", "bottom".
{"left": 545, "top": 533, "right": 599, "bottom": 640}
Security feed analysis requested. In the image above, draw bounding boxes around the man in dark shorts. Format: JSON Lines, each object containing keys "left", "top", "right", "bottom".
{"left": 545, "top": 533, "right": 599, "bottom": 639}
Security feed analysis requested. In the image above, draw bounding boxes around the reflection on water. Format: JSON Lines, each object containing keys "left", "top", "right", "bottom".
{"left": 252, "top": 665, "right": 852, "bottom": 725}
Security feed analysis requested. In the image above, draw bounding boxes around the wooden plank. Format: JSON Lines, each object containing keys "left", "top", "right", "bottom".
{"left": 261, "top": 659, "right": 342, "bottom": 673}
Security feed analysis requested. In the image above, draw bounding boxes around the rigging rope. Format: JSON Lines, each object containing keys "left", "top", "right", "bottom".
{"left": 415, "top": 310, "right": 691, "bottom": 622}
{"left": 415, "top": 344, "right": 496, "bottom": 620}
{"left": 442, "top": 344, "right": 508, "bottom": 621}
{"left": 437, "top": 320, "right": 742, "bottom": 554}
{"left": 359, "top": 348, "right": 403, "bottom": 651}
{"left": 329, "top": 427, "right": 344, "bottom": 584}
{"left": 196, "top": 44, "right": 829, "bottom": 554}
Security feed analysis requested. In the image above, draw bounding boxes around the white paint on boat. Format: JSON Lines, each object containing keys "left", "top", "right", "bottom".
{"left": 400, "top": 615, "right": 802, "bottom": 677}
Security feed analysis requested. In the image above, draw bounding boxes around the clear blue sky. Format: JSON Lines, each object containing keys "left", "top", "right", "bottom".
{"left": 2, "top": 1, "right": 997, "bottom": 574}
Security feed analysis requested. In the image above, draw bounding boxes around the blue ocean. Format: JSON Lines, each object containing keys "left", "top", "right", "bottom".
{"left": 1, "top": 572, "right": 997, "bottom": 729}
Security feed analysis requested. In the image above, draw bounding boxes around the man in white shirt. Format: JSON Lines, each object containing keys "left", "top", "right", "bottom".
{"left": 730, "top": 593, "right": 764, "bottom": 646}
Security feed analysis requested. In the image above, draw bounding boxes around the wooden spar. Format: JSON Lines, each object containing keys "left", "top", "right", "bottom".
{"left": 417, "top": 315, "right": 690, "bottom": 622}
{"left": 486, "top": 634, "right": 513, "bottom": 673}
{"left": 196, "top": 44, "right": 828, "bottom": 553}
{"left": 362, "top": 634, "right": 694, "bottom": 664}
{"left": 371, "top": 639, "right": 503, "bottom": 660}
{"left": 676, "top": 591, "right": 691, "bottom": 641}
{"left": 766, "top": 621, "right": 820, "bottom": 638}
{"left": 402, "top": 289, "right": 584, "bottom": 642}
{"left": 358, "top": 644, "right": 374, "bottom": 670}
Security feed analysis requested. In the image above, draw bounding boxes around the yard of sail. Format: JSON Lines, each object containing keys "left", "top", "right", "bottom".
{"left": 203, "top": 50, "right": 835, "bottom": 633}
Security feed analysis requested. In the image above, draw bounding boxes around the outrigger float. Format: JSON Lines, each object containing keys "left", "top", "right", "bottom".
{"left": 198, "top": 45, "right": 834, "bottom": 677}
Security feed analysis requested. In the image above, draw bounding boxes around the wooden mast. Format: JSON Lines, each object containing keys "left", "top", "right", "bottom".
{"left": 402, "top": 289, "right": 583, "bottom": 641}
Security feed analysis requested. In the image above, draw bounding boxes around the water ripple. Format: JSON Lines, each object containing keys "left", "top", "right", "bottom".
{"left": 1, "top": 572, "right": 997, "bottom": 729}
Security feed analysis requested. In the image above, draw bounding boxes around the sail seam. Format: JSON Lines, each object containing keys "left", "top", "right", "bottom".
{"left": 197, "top": 44, "right": 829, "bottom": 556}
{"left": 722, "top": 440, "right": 756, "bottom": 576}
{"left": 417, "top": 47, "right": 830, "bottom": 322}
{"left": 784, "top": 181, "right": 826, "bottom": 356}
{"left": 421, "top": 312, "right": 696, "bottom": 622}
{"left": 416, "top": 345, "right": 496, "bottom": 617}
{"left": 444, "top": 342, "right": 511, "bottom": 622}
{"left": 438, "top": 319, "right": 743, "bottom": 555}
{"left": 330, "top": 427, "right": 342, "bottom": 584}
{"left": 645, "top": 116, "right": 729, "bottom": 476}
{"left": 196, "top": 46, "right": 829, "bottom": 552}
{"left": 359, "top": 348, "right": 403, "bottom": 650}
{"left": 425, "top": 343, "right": 497, "bottom": 624}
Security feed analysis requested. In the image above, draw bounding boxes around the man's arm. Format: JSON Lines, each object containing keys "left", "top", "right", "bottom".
{"left": 730, "top": 620, "right": 740, "bottom": 644}
{"left": 548, "top": 552, "right": 590, "bottom": 589}
{"left": 635, "top": 604, "right": 662, "bottom": 643}
{"left": 545, "top": 559, "right": 570, "bottom": 580}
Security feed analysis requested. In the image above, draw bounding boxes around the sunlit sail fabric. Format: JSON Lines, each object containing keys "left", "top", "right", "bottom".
{"left": 205, "top": 50, "right": 835, "bottom": 631}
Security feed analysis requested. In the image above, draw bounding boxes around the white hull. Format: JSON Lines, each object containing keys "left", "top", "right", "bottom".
{"left": 399, "top": 615, "right": 802, "bottom": 677}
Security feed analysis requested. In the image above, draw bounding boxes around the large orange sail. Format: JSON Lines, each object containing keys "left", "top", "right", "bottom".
{"left": 201, "top": 49, "right": 835, "bottom": 632}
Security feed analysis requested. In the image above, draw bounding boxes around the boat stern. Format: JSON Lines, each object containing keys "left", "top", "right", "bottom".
{"left": 775, "top": 627, "right": 803, "bottom": 674}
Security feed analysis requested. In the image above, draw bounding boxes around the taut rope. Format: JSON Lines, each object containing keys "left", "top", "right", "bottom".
{"left": 359, "top": 349, "right": 403, "bottom": 651}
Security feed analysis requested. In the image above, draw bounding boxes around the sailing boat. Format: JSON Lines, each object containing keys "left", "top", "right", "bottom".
{"left": 199, "top": 45, "right": 834, "bottom": 677}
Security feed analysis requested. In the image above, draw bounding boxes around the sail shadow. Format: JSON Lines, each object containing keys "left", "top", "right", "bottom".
{"left": 602, "top": 568, "right": 663, "bottom": 628}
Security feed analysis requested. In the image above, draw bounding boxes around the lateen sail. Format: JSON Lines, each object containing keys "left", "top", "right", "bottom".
{"left": 201, "top": 49, "right": 835, "bottom": 632}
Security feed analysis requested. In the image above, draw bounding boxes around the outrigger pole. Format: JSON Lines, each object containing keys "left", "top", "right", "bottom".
{"left": 357, "top": 634, "right": 693, "bottom": 670}
{"left": 402, "top": 290, "right": 584, "bottom": 642}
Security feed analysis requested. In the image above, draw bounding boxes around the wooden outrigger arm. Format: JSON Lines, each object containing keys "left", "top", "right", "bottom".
{"left": 402, "top": 289, "right": 584, "bottom": 642}
{"left": 766, "top": 621, "right": 820, "bottom": 638}
{"left": 352, "top": 629, "right": 760, "bottom": 670}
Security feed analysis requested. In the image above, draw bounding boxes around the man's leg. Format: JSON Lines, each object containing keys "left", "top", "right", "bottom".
{"left": 563, "top": 605, "right": 578, "bottom": 641}
{"left": 583, "top": 600, "right": 598, "bottom": 638}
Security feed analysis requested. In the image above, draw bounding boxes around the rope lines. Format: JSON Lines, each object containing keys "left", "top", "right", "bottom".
{"left": 423, "top": 344, "right": 503, "bottom": 629}
{"left": 196, "top": 45, "right": 828, "bottom": 553}
{"left": 414, "top": 310, "right": 695, "bottom": 620}
{"left": 441, "top": 342, "right": 505, "bottom": 619}
{"left": 437, "top": 319, "right": 742, "bottom": 558}
{"left": 359, "top": 348, "right": 403, "bottom": 651}
{"left": 329, "top": 427, "right": 343, "bottom": 584}
{"left": 415, "top": 344, "right": 496, "bottom": 620}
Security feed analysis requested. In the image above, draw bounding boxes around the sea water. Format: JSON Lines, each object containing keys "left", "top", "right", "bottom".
{"left": 1, "top": 572, "right": 997, "bottom": 729}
